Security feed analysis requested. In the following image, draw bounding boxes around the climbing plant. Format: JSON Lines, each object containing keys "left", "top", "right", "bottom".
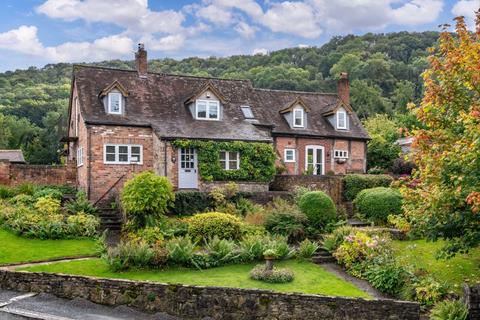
{"left": 172, "top": 140, "right": 276, "bottom": 182}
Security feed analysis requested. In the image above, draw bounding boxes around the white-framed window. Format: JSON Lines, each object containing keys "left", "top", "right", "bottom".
{"left": 293, "top": 107, "right": 304, "bottom": 127}
{"left": 104, "top": 144, "right": 143, "bottom": 164}
{"left": 241, "top": 105, "right": 254, "bottom": 119}
{"left": 219, "top": 151, "right": 240, "bottom": 170}
{"left": 284, "top": 149, "right": 296, "bottom": 162}
{"left": 336, "top": 110, "right": 347, "bottom": 129}
{"left": 107, "top": 92, "right": 123, "bottom": 114}
{"left": 333, "top": 150, "right": 349, "bottom": 159}
{"left": 76, "top": 147, "right": 83, "bottom": 167}
{"left": 196, "top": 99, "right": 220, "bottom": 120}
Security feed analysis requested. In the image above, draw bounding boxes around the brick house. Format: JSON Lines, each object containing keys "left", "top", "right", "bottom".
{"left": 66, "top": 45, "right": 369, "bottom": 202}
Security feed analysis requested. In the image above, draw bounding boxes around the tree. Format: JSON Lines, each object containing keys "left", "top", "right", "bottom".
{"left": 363, "top": 114, "right": 401, "bottom": 170}
{"left": 401, "top": 14, "right": 480, "bottom": 255}
{"left": 350, "top": 80, "right": 393, "bottom": 118}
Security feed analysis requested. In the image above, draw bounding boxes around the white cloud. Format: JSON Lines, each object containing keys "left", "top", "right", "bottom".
{"left": 253, "top": 48, "right": 268, "bottom": 55}
{"left": 452, "top": 0, "right": 478, "bottom": 29}
{"left": 196, "top": 4, "right": 233, "bottom": 26}
{"left": 391, "top": 0, "right": 444, "bottom": 25}
{"left": 235, "top": 21, "right": 257, "bottom": 38}
{"left": 0, "top": 25, "right": 133, "bottom": 62}
{"left": 141, "top": 34, "right": 185, "bottom": 52}
{"left": 36, "top": 0, "right": 184, "bottom": 34}
{"left": 262, "top": 1, "right": 321, "bottom": 38}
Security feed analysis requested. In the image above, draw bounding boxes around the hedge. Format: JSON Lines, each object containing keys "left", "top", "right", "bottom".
{"left": 343, "top": 174, "right": 393, "bottom": 201}
{"left": 353, "top": 187, "right": 403, "bottom": 224}
{"left": 171, "top": 140, "right": 276, "bottom": 182}
{"left": 298, "top": 191, "right": 337, "bottom": 230}
{"left": 170, "top": 191, "right": 214, "bottom": 216}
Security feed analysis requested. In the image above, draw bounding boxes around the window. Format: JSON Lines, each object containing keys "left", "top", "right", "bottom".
{"left": 284, "top": 149, "right": 295, "bottom": 162}
{"left": 76, "top": 147, "right": 83, "bottom": 167}
{"left": 337, "top": 110, "right": 347, "bottom": 129}
{"left": 108, "top": 92, "right": 122, "bottom": 114}
{"left": 333, "top": 150, "right": 349, "bottom": 159}
{"left": 241, "top": 105, "right": 254, "bottom": 119}
{"left": 196, "top": 100, "right": 220, "bottom": 120}
{"left": 219, "top": 151, "right": 240, "bottom": 170}
{"left": 104, "top": 144, "right": 143, "bottom": 164}
{"left": 293, "top": 107, "right": 304, "bottom": 127}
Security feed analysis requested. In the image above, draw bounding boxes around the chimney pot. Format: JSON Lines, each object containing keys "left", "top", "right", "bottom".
{"left": 135, "top": 43, "right": 147, "bottom": 78}
{"left": 337, "top": 72, "right": 350, "bottom": 105}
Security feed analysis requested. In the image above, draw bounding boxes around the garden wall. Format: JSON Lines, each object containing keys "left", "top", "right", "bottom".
{"left": 464, "top": 284, "right": 480, "bottom": 319}
{"left": 0, "top": 270, "right": 420, "bottom": 320}
{"left": 270, "top": 174, "right": 343, "bottom": 204}
{"left": 200, "top": 181, "right": 269, "bottom": 193}
{"left": 0, "top": 160, "right": 76, "bottom": 187}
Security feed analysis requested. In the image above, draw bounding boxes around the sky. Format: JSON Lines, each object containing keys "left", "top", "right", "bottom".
{"left": 0, "top": 0, "right": 478, "bottom": 72}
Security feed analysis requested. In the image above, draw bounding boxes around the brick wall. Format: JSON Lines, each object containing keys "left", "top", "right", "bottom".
{"left": 0, "top": 160, "right": 76, "bottom": 187}
{"left": 0, "top": 270, "right": 420, "bottom": 320}
{"left": 275, "top": 136, "right": 366, "bottom": 175}
{"left": 200, "top": 181, "right": 269, "bottom": 193}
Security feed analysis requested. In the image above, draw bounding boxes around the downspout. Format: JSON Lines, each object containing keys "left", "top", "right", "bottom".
{"left": 164, "top": 140, "right": 168, "bottom": 177}
{"left": 87, "top": 125, "right": 92, "bottom": 200}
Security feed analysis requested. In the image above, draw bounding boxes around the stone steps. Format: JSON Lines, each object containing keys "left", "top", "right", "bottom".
{"left": 312, "top": 248, "right": 336, "bottom": 264}
{"left": 347, "top": 218, "right": 370, "bottom": 228}
{"left": 97, "top": 207, "right": 123, "bottom": 232}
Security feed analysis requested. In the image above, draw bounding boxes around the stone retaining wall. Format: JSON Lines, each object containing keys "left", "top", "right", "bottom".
{"left": 199, "top": 181, "right": 269, "bottom": 193}
{"left": 0, "top": 160, "right": 76, "bottom": 187}
{"left": 464, "top": 284, "right": 480, "bottom": 319}
{"left": 0, "top": 270, "right": 420, "bottom": 320}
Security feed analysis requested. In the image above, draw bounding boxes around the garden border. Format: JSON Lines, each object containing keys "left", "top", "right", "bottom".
{"left": 0, "top": 269, "right": 420, "bottom": 320}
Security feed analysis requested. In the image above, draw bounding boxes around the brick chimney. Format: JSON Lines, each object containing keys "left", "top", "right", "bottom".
{"left": 135, "top": 43, "right": 147, "bottom": 78}
{"left": 337, "top": 72, "right": 350, "bottom": 105}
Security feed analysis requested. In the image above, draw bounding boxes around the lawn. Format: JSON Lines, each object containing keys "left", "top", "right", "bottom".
{"left": 20, "top": 258, "right": 370, "bottom": 298}
{"left": 392, "top": 239, "right": 480, "bottom": 293}
{"left": 0, "top": 229, "right": 97, "bottom": 265}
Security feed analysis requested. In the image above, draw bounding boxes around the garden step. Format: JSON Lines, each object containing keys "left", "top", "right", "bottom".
{"left": 347, "top": 218, "right": 370, "bottom": 228}
{"left": 316, "top": 250, "right": 333, "bottom": 257}
{"left": 312, "top": 255, "right": 336, "bottom": 264}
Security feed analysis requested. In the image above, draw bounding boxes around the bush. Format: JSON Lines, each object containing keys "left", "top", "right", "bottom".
{"left": 121, "top": 171, "right": 175, "bottom": 229}
{"left": 250, "top": 264, "right": 295, "bottom": 283}
{"left": 15, "top": 183, "right": 35, "bottom": 196}
{"left": 169, "top": 191, "right": 213, "bottom": 216}
{"left": 413, "top": 277, "right": 447, "bottom": 306}
{"left": 297, "top": 239, "right": 319, "bottom": 258}
{"left": 8, "top": 194, "right": 35, "bottom": 206}
{"left": 265, "top": 236, "right": 295, "bottom": 260}
{"left": 343, "top": 174, "right": 393, "bottom": 201}
{"left": 333, "top": 231, "right": 388, "bottom": 269}
{"left": 391, "top": 158, "right": 416, "bottom": 175}
{"left": 204, "top": 236, "right": 238, "bottom": 264}
{"left": 34, "top": 196, "right": 62, "bottom": 216}
{"left": 264, "top": 207, "right": 307, "bottom": 243}
{"left": 66, "top": 213, "right": 99, "bottom": 237}
{"left": 0, "top": 185, "right": 15, "bottom": 199}
{"left": 105, "top": 241, "right": 155, "bottom": 271}
{"left": 33, "top": 187, "right": 63, "bottom": 200}
{"left": 322, "top": 226, "right": 355, "bottom": 253}
{"left": 362, "top": 258, "right": 406, "bottom": 295}
{"left": 65, "top": 191, "right": 97, "bottom": 215}
{"left": 298, "top": 191, "right": 336, "bottom": 230}
{"left": 354, "top": 187, "right": 403, "bottom": 224}
{"left": 165, "top": 236, "right": 196, "bottom": 266}
{"left": 430, "top": 300, "right": 468, "bottom": 320}
{"left": 187, "top": 212, "right": 242, "bottom": 241}
{"left": 238, "top": 234, "right": 268, "bottom": 262}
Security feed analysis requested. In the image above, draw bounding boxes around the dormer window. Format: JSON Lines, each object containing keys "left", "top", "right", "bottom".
{"left": 108, "top": 92, "right": 122, "bottom": 114}
{"left": 196, "top": 100, "right": 219, "bottom": 120}
{"left": 293, "top": 107, "right": 304, "bottom": 127}
{"left": 241, "top": 105, "right": 254, "bottom": 119}
{"left": 337, "top": 110, "right": 347, "bottom": 130}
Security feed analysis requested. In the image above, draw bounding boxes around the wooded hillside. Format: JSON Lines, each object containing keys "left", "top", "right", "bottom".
{"left": 0, "top": 31, "right": 438, "bottom": 164}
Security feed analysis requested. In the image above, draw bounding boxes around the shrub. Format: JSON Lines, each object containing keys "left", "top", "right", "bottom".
{"left": 125, "top": 227, "right": 165, "bottom": 245}
{"left": 33, "top": 187, "right": 63, "bottom": 200}
{"left": 204, "top": 236, "right": 238, "bottom": 264}
{"left": 343, "top": 174, "right": 393, "bottom": 201}
{"left": 245, "top": 210, "right": 269, "bottom": 226}
{"left": 334, "top": 231, "right": 388, "bottom": 269}
{"left": 413, "top": 277, "right": 447, "bottom": 306}
{"left": 430, "top": 300, "right": 468, "bottom": 320}
{"left": 354, "top": 187, "right": 403, "bottom": 224}
{"left": 367, "top": 167, "right": 387, "bottom": 174}
{"left": 66, "top": 212, "right": 99, "bottom": 237}
{"left": 165, "top": 236, "right": 196, "bottom": 266}
{"left": 391, "top": 158, "right": 416, "bottom": 175}
{"left": 65, "top": 191, "right": 97, "bottom": 215}
{"left": 362, "top": 258, "right": 406, "bottom": 295}
{"left": 187, "top": 212, "right": 242, "bottom": 241}
{"left": 297, "top": 239, "right": 319, "bottom": 258}
{"left": 105, "top": 241, "right": 155, "bottom": 271}
{"left": 238, "top": 234, "right": 268, "bottom": 262}
{"left": 264, "top": 209, "right": 307, "bottom": 243}
{"left": 170, "top": 191, "right": 213, "bottom": 216}
{"left": 387, "top": 214, "right": 411, "bottom": 233}
{"left": 265, "top": 236, "right": 295, "bottom": 260}
{"left": 121, "top": 171, "right": 175, "bottom": 229}
{"left": 250, "top": 265, "right": 295, "bottom": 283}
{"left": 34, "top": 196, "right": 62, "bottom": 216}
{"left": 298, "top": 191, "right": 336, "bottom": 230}
{"left": 8, "top": 194, "right": 35, "bottom": 206}
{"left": 15, "top": 183, "right": 35, "bottom": 196}
{"left": 322, "top": 226, "right": 355, "bottom": 253}
{"left": 0, "top": 185, "right": 16, "bottom": 199}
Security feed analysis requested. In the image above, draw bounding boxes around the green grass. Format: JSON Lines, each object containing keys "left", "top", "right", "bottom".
{"left": 0, "top": 229, "right": 97, "bottom": 265}
{"left": 392, "top": 239, "right": 480, "bottom": 292}
{"left": 20, "top": 259, "right": 370, "bottom": 298}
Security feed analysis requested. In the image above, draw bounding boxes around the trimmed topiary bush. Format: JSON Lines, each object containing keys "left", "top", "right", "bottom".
{"left": 187, "top": 212, "right": 242, "bottom": 241}
{"left": 121, "top": 171, "right": 175, "bottom": 229}
{"left": 343, "top": 174, "right": 394, "bottom": 201}
{"left": 353, "top": 187, "right": 403, "bottom": 224}
{"left": 298, "top": 191, "right": 336, "bottom": 230}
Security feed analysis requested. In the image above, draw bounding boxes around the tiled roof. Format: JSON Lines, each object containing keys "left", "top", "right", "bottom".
{"left": 0, "top": 150, "right": 25, "bottom": 163}
{"left": 73, "top": 65, "right": 369, "bottom": 141}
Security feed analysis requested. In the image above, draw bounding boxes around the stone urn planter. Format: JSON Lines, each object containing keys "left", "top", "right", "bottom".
{"left": 263, "top": 249, "right": 277, "bottom": 271}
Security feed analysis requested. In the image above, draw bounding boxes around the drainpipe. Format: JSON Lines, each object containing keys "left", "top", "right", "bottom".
{"left": 87, "top": 125, "right": 92, "bottom": 200}
{"left": 164, "top": 140, "right": 168, "bottom": 177}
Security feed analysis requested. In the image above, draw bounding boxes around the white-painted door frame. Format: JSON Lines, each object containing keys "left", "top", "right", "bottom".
{"left": 178, "top": 147, "right": 198, "bottom": 189}
{"left": 305, "top": 145, "right": 325, "bottom": 175}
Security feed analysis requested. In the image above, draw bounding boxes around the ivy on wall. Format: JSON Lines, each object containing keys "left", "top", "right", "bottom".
{"left": 171, "top": 140, "right": 276, "bottom": 182}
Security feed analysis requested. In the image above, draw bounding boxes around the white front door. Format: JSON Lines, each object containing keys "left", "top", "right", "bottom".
{"left": 305, "top": 145, "right": 325, "bottom": 175}
{"left": 178, "top": 147, "right": 198, "bottom": 189}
